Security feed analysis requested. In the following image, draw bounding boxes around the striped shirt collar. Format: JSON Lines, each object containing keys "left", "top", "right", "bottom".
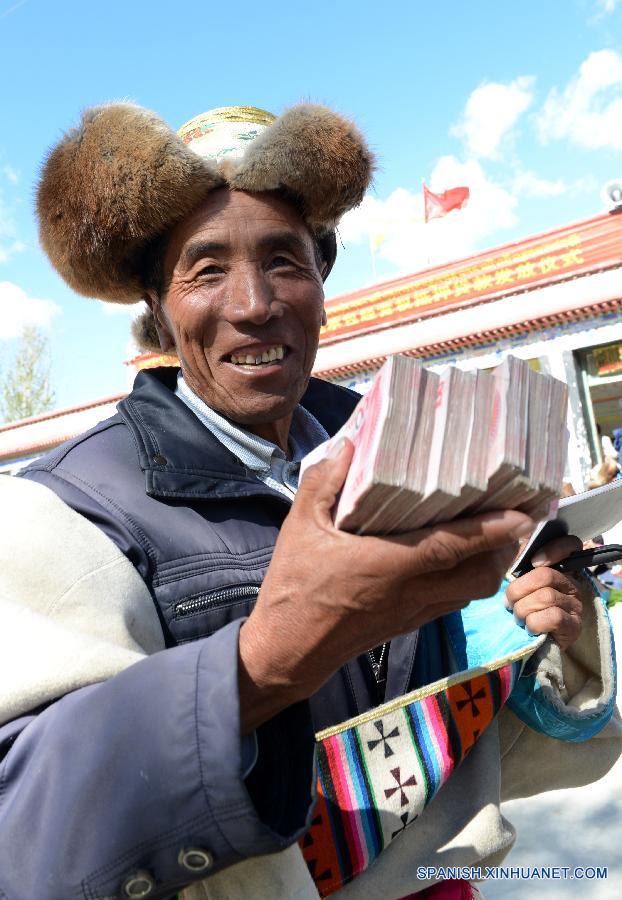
{"left": 175, "top": 373, "right": 328, "bottom": 475}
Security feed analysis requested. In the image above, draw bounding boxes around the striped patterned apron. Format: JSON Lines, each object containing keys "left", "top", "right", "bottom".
{"left": 300, "top": 646, "right": 532, "bottom": 897}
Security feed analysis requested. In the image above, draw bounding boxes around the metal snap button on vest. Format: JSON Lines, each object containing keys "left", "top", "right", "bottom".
{"left": 121, "top": 870, "right": 156, "bottom": 898}
{"left": 178, "top": 846, "right": 214, "bottom": 872}
{"left": 152, "top": 454, "right": 167, "bottom": 466}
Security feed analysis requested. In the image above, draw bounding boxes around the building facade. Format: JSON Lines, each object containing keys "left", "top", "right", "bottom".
{"left": 314, "top": 211, "right": 622, "bottom": 489}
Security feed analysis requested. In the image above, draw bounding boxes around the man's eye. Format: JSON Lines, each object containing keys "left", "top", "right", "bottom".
{"left": 198, "top": 264, "right": 222, "bottom": 276}
{"left": 269, "top": 255, "right": 294, "bottom": 269}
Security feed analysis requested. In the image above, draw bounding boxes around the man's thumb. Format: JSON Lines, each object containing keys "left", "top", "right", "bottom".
{"left": 297, "top": 438, "right": 354, "bottom": 516}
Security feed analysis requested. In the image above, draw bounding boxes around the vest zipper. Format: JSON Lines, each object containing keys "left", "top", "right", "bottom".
{"left": 174, "top": 584, "right": 260, "bottom": 618}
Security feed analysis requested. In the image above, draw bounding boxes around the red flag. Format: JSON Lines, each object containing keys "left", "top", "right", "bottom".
{"left": 423, "top": 183, "right": 470, "bottom": 223}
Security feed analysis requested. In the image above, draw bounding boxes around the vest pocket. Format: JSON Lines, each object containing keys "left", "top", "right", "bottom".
{"left": 170, "top": 584, "right": 261, "bottom": 643}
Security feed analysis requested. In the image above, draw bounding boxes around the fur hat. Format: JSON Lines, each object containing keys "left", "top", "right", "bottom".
{"left": 37, "top": 102, "right": 374, "bottom": 307}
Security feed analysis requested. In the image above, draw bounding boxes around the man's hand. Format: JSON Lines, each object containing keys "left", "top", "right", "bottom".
{"left": 504, "top": 535, "right": 584, "bottom": 652}
{"left": 238, "top": 439, "right": 534, "bottom": 733}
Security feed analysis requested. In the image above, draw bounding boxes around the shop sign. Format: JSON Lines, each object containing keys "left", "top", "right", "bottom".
{"left": 593, "top": 344, "right": 622, "bottom": 376}
{"left": 321, "top": 213, "right": 622, "bottom": 346}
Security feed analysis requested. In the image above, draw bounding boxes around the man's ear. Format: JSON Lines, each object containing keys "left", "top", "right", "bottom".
{"left": 143, "top": 291, "right": 175, "bottom": 352}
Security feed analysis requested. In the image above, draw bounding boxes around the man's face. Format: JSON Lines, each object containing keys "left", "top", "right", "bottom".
{"left": 150, "top": 188, "right": 326, "bottom": 436}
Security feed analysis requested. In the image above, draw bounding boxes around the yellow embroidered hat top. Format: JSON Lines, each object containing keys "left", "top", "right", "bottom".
{"left": 178, "top": 106, "right": 277, "bottom": 162}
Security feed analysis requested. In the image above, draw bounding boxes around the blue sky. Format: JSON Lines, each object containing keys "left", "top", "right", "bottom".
{"left": 1, "top": 0, "right": 622, "bottom": 409}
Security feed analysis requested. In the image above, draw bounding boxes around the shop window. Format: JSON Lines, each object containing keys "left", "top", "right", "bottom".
{"left": 575, "top": 341, "right": 622, "bottom": 465}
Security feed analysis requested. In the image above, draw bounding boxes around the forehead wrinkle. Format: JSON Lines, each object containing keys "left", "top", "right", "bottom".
{"left": 180, "top": 239, "right": 228, "bottom": 272}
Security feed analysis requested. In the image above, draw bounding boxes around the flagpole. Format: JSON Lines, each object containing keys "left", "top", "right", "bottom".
{"left": 422, "top": 179, "right": 431, "bottom": 268}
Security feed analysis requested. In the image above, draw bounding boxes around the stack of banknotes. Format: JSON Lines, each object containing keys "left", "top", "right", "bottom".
{"left": 301, "top": 354, "right": 568, "bottom": 534}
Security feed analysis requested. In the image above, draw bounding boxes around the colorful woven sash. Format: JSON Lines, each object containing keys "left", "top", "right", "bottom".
{"left": 300, "top": 655, "right": 524, "bottom": 897}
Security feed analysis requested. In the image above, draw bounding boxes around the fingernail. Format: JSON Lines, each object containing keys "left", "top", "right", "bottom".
{"left": 510, "top": 518, "right": 535, "bottom": 540}
{"left": 503, "top": 591, "right": 511, "bottom": 609}
{"left": 327, "top": 437, "right": 347, "bottom": 459}
{"left": 530, "top": 550, "right": 548, "bottom": 566}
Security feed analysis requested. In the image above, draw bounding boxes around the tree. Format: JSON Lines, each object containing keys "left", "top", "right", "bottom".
{"left": 0, "top": 326, "right": 55, "bottom": 423}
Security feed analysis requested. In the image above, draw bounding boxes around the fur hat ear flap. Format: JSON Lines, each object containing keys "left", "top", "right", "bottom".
{"left": 131, "top": 306, "right": 164, "bottom": 354}
{"left": 37, "top": 103, "right": 223, "bottom": 303}
{"left": 228, "top": 104, "right": 375, "bottom": 231}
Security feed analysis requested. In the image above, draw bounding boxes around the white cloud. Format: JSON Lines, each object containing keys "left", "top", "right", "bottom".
{"left": 340, "top": 157, "right": 517, "bottom": 274}
{"left": 512, "top": 171, "right": 599, "bottom": 199}
{"left": 0, "top": 186, "right": 23, "bottom": 263}
{"left": 451, "top": 76, "right": 535, "bottom": 159}
{"left": 0, "top": 1, "right": 28, "bottom": 21}
{"left": 537, "top": 49, "right": 622, "bottom": 149}
{"left": 512, "top": 171, "right": 567, "bottom": 197}
{"left": 0, "top": 203, "right": 14, "bottom": 240}
{"left": 592, "top": 0, "right": 620, "bottom": 18}
{"left": 101, "top": 300, "right": 145, "bottom": 317}
{"left": 339, "top": 187, "right": 423, "bottom": 247}
{"left": 0, "top": 281, "right": 61, "bottom": 340}
{"left": 2, "top": 165, "right": 18, "bottom": 184}
{"left": 0, "top": 240, "right": 26, "bottom": 264}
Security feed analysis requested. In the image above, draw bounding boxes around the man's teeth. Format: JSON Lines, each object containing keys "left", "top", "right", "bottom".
{"left": 230, "top": 346, "right": 285, "bottom": 366}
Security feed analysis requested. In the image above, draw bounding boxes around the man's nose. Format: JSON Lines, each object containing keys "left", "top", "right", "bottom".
{"left": 226, "top": 267, "right": 281, "bottom": 326}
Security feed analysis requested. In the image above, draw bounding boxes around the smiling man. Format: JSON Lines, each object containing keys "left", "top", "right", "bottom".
{"left": 149, "top": 188, "right": 328, "bottom": 449}
{"left": 1, "top": 104, "right": 620, "bottom": 900}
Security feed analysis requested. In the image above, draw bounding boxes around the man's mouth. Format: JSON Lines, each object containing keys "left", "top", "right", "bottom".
{"left": 229, "top": 344, "right": 286, "bottom": 367}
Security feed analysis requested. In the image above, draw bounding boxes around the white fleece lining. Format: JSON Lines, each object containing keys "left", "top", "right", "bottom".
{"left": 532, "top": 580, "right": 614, "bottom": 718}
